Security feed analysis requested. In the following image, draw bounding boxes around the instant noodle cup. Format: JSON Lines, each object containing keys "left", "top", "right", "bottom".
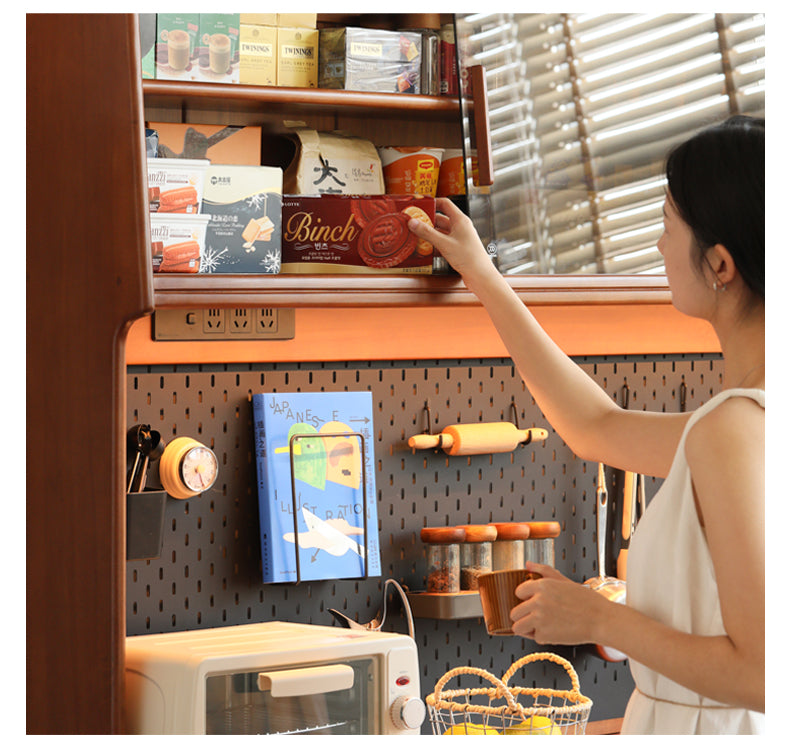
{"left": 377, "top": 146, "right": 443, "bottom": 197}
{"left": 437, "top": 148, "right": 479, "bottom": 196}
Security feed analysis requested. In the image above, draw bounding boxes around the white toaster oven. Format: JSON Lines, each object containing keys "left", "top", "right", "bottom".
{"left": 124, "top": 621, "right": 426, "bottom": 735}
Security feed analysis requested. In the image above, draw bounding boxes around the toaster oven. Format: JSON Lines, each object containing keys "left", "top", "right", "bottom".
{"left": 124, "top": 621, "right": 426, "bottom": 735}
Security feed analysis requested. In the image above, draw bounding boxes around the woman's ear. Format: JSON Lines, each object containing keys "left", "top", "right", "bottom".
{"left": 706, "top": 244, "right": 737, "bottom": 288}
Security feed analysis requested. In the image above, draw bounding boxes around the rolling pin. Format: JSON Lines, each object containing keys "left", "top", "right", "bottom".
{"left": 408, "top": 422, "right": 548, "bottom": 456}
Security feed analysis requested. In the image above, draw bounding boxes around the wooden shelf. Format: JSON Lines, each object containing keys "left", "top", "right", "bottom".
{"left": 152, "top": 273, "right": 671, "bottom": 309}
{"left": 142, "top": 78, "right": 671, "bottom": 310}
{"left": 142, "top": 80, "right": 459, "bottom": 123}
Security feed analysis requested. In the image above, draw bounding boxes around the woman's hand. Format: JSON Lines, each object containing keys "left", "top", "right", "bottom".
{"left": 407, "top": 197, "right": 495, "bottom": 278}
{"left": 510, "top": 563, "right": 609, "bottom": 645}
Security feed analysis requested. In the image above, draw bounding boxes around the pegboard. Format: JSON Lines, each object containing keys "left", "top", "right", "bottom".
{"left": 125, "top": 352, "right": 723, "bottom": 729}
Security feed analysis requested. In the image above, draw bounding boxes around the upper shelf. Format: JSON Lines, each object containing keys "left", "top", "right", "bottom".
{"left": 142, "top": 80, "right": 671, "bottom": 309}
{"left": 142, "top": 80, "right": 460, "bottom": 123}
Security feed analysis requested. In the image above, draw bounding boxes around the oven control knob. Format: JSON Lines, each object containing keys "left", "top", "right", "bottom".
{"left": 390, "top": 695, "right": 426, "bottom": 730}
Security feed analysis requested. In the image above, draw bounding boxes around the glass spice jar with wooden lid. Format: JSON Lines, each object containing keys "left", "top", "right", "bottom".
{"left": 524, "top": 521, "right": 561, "bottom": 567}
{"left": 489, "top": 521, "right": 531, "bottom": 570}
{"left": 421, "top": 526, "right": 465, "bottom": 593}
{"left": 457, "top": 524, "right": 497, "bottom": 590}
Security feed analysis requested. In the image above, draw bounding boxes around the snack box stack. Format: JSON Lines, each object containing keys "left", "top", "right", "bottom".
{"left": 145, "top": 123, "right": 283, "bottom": 274}
{"left": 318, "top": 27, "right": 423, "bottom": 94}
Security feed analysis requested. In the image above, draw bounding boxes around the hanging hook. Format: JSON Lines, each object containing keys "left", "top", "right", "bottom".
{"left": 508, "top": 401, "right": 520, "bottom": 430}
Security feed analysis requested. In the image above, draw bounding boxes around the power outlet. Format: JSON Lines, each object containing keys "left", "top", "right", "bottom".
{"left": 255, "top": 308, "right": 279, "bottom": 334}
{"left": 203, "top": 308, "right": 226, "bottom": 334}
{"left": 230, "top": 309, "right": 252, "bottom": 334}
{"left": 153, "top": 308, "right": 295, "bottom": 341}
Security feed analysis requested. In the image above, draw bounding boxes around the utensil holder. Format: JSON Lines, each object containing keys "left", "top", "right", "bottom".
{"left": 126, "top": 489, "right": 167, "bottom": 561}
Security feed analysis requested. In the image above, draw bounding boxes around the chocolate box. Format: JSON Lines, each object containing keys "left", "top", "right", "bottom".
{"left": 201, "top": 165, "right": 283, "bottom": 274}
{"left": 318, "top": 27, "right": 422, "bottom": 94}
{"left": 281, "top": 194, "right": 435, "bottom": 274}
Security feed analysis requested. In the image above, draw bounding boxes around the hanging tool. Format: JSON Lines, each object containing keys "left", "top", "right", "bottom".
{"left": 616, "top": 383, "right": 638, "bottom": 581}
{"left": 408, "top": 422, "right": 548, "bottom": 456}
{"left": 126, "top": 425, "right": 164, "bottom": 494}
{"left": 584, "top": 462, "right": 627, "bottom": 662}
{"left": 329, "top": 578, "right": 416, "bottom": 639}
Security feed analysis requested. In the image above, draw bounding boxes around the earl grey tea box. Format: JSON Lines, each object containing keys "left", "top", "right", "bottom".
{"left": 318, "top": 27, "right": 422, "bottom": 93}
{"left": 201, "top": 165, "right": 283, "bottom": 274}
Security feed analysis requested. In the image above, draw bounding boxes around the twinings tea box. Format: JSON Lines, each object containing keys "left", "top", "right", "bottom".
{"left": 277, "top": 27, "right": 318, "bottom": 88}
{"left": 240, "top": 23, "right": 277, "bottom": 86}
{"left": 155, "top": 13, "right": 200, "bottom": 81}
{"left": 201, "top": 165, "right": 283, "bottom": 273}
{"left": 196, "top": 14, "right": 240, "bottom": 83}
{"left": 150, "top": 122, "right": 261, "bottom": 165}
{"left": 240, "top": 13, "right": 276, "bottom": 26}
{"left": 281, "top": 194, "right": 435, "bottom": 274}
{"left": 277, "top": 14, "right": 317, "bottom": 28}
{"left": 319, "top": 27, "right": 422, "bottom": 93}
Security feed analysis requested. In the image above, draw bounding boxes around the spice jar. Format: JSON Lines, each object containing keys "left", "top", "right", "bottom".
{"left": 421, "top": 526, "right": 465, "bottom": 593}
{"left": 524, "top": 521, "right": 561, "bottom": 567}
{"left": 457, "top": 524, "right": 497, "bottom": 590}
{"left": 489, "top": 522, "right": 531, "bottom": 570}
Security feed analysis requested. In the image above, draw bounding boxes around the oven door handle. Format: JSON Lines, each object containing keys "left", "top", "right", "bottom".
{"left": 257, "top": 664, "right": 355, "bottom": 697}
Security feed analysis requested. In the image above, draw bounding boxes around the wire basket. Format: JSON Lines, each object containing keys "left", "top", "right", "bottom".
{"left": 426, "top": 652, "right": 593, "bottom": 735}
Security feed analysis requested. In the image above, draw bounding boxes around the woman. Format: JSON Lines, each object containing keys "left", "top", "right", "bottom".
{"left": 407, "top": 115, "right": 764, "bottom": 735}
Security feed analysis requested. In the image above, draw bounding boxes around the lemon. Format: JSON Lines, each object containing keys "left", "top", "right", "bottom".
{"left": 501, "top": 716, "right": 562, "bottom": 735}
{"left": 443, "top": 723, "right": 501, "bottom": 735}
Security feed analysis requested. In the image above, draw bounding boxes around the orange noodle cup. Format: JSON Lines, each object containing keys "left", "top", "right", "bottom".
{"left": 377, "top": 146, "right": 443, "bottom": 197}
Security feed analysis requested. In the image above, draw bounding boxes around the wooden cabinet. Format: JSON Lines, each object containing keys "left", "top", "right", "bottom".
{"left": 27, "top": 13, "right": 151, "bottom": 734}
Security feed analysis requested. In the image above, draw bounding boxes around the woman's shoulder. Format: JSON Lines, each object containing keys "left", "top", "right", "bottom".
{"left": 685, "top": 390, "right": 764, "bottom": 462}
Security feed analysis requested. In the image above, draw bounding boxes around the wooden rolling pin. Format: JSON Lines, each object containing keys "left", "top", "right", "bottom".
{"left": 408, "top": 422, "right": 548, "bottom": 456}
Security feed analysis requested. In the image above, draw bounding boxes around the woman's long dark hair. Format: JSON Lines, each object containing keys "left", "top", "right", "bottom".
{"left": 665, "top": 115, "right": 765, "bottom": 302}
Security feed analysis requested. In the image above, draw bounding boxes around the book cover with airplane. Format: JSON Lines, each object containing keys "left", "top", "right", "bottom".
{"left": 251, "top": 391, "right": 381, "bottom": 583}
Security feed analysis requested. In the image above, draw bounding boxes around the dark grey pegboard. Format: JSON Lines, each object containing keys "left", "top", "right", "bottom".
{"left": 125, "top": 353, "right": 723, "bottom": 729}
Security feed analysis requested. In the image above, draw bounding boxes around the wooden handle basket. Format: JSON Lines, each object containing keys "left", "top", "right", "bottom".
{"left": 426, "top": 652, "right": 593, "bottom": 735}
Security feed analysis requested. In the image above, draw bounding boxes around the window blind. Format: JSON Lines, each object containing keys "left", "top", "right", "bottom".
{"left": 456, "top": 13, "right": 765, "bottom": 274}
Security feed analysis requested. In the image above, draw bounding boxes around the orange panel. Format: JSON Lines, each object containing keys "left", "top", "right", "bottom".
{"left": 125, "top": 304, "right": 720, "bottom": 365}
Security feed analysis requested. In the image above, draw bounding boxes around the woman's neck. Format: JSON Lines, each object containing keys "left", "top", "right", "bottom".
{"left": 714, "top": 303, "right": 765, "bottom": 390}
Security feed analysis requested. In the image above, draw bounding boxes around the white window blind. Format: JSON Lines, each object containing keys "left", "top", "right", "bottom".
{"left": 456, "top": 13, "right": 765, "bottom": 274}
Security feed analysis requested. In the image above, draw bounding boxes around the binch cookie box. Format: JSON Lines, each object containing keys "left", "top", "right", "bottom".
{"left": 281, "top": 194, "right": 436, "bottom": 274}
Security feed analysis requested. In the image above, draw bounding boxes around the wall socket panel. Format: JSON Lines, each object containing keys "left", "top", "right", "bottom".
{"left": 152, "top": 308, "right": 295, "bottom": 341}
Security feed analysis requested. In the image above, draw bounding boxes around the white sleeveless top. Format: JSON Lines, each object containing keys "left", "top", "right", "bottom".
{"left": 620, "top": 388, "right": 765, "bottom": 735}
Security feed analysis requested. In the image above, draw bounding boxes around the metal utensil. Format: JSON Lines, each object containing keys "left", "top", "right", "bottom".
{"left": 584, "top": 462, "right": 627, "bottom": 662}
{"left": 329, "top": 578, "right": 415, "bottom": 638}
{"left": 617, "top": 383, "right": 638, "bottom": 580}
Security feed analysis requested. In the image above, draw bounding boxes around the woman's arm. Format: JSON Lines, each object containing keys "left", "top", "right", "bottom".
{"left": 409, "top": 198, "right": 690, "bottom": 476}
{"left": 510, "top": 398, "right": 765, "bottom": 712}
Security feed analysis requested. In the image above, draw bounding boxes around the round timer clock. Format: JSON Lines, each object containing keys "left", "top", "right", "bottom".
{"left": 159, "top": 436, "right": 219, "bottom": 500}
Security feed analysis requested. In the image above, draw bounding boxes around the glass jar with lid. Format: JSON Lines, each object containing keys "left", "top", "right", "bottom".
{"left": 420, "top": 526, "right": 465, "bottom": 593}
{"left": 489, "top": 521, "right": 531, "bottom": 570}
{"left": 457, "top": 524, "right": 497, "bottom": 590}
{"left": 524, "top": 521, "right": 561, "bottom": 567}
